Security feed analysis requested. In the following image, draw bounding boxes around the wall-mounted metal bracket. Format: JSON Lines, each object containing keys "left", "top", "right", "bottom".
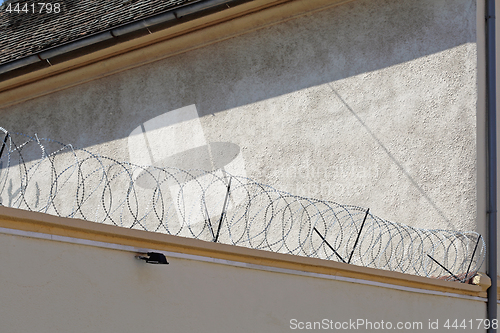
{"left": 135, "top": 252, "right": 169, "bottom": 264}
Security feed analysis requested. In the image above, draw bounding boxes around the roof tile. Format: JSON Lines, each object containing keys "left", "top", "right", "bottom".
{"left": 0, "top": 0, "right": 197, "bottom": 64}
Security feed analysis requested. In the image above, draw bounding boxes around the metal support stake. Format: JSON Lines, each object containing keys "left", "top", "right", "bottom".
{"left": 204, "top": 204, "right": 215, "bottom": 240}
{"left": 0, "top": 132, "right": 8, "bottom": 159}
{"left": 214, "top": 177, "right": 231, "bottom": 243}
{"left": 348, "top": 208, "right": 369, "bottom": 264}
{"left": 427, "top": 254, "right": 460, "bottom": 282}
{"left": 313, "top": 227, "right": 346, "bottom": 263}
{"left": 463, "top": 236, "right": 481, "bottom": 283}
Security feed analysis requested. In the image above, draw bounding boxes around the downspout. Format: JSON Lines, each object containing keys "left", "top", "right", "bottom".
{"left": 486, "top": 0, "right": 497, "bottom": 331}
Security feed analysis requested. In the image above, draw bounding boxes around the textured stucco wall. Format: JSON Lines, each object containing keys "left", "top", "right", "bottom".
{"left": 0, "top": 232, "right": 487, "bottom": 333}
{"left": 0, "top": 0, "right": 478, "bottom": 233}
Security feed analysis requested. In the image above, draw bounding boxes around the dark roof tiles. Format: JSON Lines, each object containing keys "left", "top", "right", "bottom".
{"left": 0, "top": 0, "right": 197, "bottom": 64}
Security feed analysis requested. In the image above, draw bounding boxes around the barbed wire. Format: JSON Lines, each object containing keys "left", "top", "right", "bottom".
{"left": 0, "top": 128, "right": 485, "bottom": 281}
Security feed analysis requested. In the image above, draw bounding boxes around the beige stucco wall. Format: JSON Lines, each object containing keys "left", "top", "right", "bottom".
{"left": 0, "top": 230, "right": 487, "bottom": 333}
{"left": 0, "top": 0, "right": 479, "bottom": 233}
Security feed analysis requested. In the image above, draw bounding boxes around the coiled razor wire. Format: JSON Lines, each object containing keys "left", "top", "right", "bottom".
{"left": 0, "top": 128, "right": 485, "bottom": 281}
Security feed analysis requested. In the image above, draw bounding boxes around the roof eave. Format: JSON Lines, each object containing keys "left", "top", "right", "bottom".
{"left": 0, "top": 0, "right": 253, "bottom": 79}
{"left": 0, "top": 0, "right": 354, "bottom": 108}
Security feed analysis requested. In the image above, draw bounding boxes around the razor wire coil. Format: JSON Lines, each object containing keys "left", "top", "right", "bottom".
{"left": 0, "top": 128, "right": 485, "bottom": 281}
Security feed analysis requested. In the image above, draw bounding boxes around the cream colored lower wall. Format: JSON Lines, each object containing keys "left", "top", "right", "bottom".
{"left": 0, "top": 232, "right": 487, "bottom": 333}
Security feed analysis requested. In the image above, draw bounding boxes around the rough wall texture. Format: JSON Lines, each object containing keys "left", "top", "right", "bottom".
{"left": 0, "top": 0, "right": 478, "bottom": 233}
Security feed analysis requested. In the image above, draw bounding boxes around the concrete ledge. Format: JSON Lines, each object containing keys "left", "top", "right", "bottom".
{"left": 0, "top": 206, "right": 489, "bottom": 299}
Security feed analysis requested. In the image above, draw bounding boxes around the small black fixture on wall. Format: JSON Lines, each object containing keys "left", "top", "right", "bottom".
{"left": 135, "top": 252, "right": 169, "bottom": 265}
